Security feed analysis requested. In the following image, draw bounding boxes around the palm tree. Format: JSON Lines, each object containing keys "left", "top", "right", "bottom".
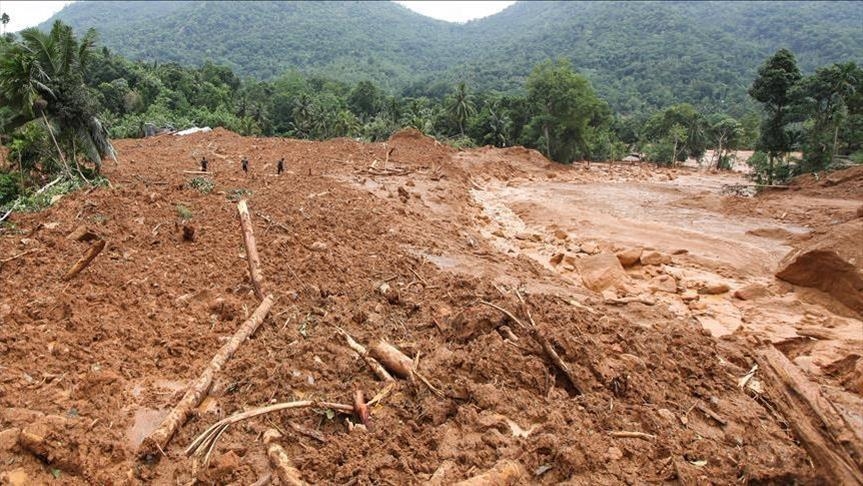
{"left": 0, "top": 21, "right": 115, "bottom": 175}
{"left": 1, "top": 13, "right": 9, "bottom": 36}
{"left": 447, "top": 82, "right": 475, "bottom": 137}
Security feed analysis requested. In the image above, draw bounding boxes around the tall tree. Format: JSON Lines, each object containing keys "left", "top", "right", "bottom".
{"left": 525, "top": 59, "right": 609, "bottom": 163}
{"left": 748, "top": 48, "right": 801, "bottom": 183}
{"left": 1, "top": 13, "right": 9, "bottom": 36}
{"left": 0, "top": 21, "right": 115, "bottom": 174}
{"left": 447, "top": 82, "right": 475, "bottom": 137}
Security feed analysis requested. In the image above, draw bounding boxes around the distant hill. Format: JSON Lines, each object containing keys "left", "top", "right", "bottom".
{"left": 40, "top": 1, "right": 863, "bottom": 114}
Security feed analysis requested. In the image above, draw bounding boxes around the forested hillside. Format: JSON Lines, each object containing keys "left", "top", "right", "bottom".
{"left": 40, "top": 1, "right": 863, "bottom": 115}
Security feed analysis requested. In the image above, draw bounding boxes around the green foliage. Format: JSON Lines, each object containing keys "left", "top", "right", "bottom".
{"left": 175, "top": 204, "right": 192, "bottom": 221}
{"left": 641, "top": 104, "right": 708, "bottom": 165}
{"left": 525, "top": 60, "right": 610, "bottom": 163}
{"left": 0, "top": 176, "right": 99, "bottom": 215}
{"left": 227, "top": 188, "right": 252, "bottom": 202}
{"left": 747, "top": 151, "right": 794, "bottom": 184}
{"left": 0, "top": 171, "right": 20, "bottom": 205}
{"left": 187, "top": 176, "right": 214, "bottom": 194}
{"left": 40, "top": 1, "right": 863, "bottom": 116}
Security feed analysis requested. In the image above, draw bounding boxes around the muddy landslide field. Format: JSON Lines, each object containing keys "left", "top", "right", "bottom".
{"left": 1, "top": 128, "right": 861, "bottom": 484}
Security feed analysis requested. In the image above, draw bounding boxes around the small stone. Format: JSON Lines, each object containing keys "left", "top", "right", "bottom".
{"left": 549, "top": 253, "right": 565, "bottom": 265}
{"left": 0, "top": 427, "right": 20, "bottom": 451}
{"left": 649, "top": 274, "right": 677, "bottom": 293}
{"left": 553, "top": 229, "right": 568, "bottom": 240}
{"left": 657, "top": 409, "right": 676, "bottom": 422}
{"left": 0, "top": 468, "right": 30, "bottom": 486}
{"left": 640, "top": 250, "right": 671, "bottom": 266}
{"left": 699, "top": 282, "right": 731, "bottom": 295}
{"left": 605, "top": 446, "right": 624, "bottom": 461}
{"left": 680, "top": 289, "right": 699, "bottom": 301}
{"left": 616, "top": 247, "right": 643, "bottom": 267}
{"left": 309, "top": 241, "right": 328, "bottom": 252}
{"left": 581, "top": 241, "right": 600, "bottom": 254}
{"left": 733, "top": 284, "right": 769, "bottom": 300}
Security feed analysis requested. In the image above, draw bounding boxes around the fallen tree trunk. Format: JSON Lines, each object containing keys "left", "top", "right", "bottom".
{"left": 757, "top": 346, "right": 863, "bottom": 484}
{"left": 263, "top": 429, "right": 306, "bottom": 486}
{"left": 62, "top": 239, "right": 106, "bottom": 281}
{"left": 238, "top": 200, "right": 265, "bottom": 300}
{"left": 453, "top": 459, "right": 525, "bottom": 486}
{"left": 138, "top": 294, "right": 275, "bottom": 459}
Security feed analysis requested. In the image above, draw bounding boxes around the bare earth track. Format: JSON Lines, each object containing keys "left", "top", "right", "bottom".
{"left": 1, "top": 128, "right": 861, "bottom": 484}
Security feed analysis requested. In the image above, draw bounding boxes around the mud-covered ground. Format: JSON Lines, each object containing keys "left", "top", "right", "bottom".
{"left": 1, "top": 129, "right": 860, "bottom": 484}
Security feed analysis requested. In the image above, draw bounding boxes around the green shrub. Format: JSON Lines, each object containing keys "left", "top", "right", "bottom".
{"left": 227, "top": 188, "right": 252, "bottom": 202}
{"left": 0, "top": 172, "right": 20, "bottom": 205}
{"left": 176, "top": 204, "right": 193, "bottom": 221}
{"left": 187, "top": 176, "right": 214, "bottom": 194}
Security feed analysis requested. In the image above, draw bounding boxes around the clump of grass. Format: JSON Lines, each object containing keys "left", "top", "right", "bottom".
{"left": 187, "top": 176, "right": 214, "bottom": 194}
{"left": 1, "top": 175, "right": 109, "bottom": 221}
{"left": 227, "top": 188, "right": 252, "bottom": 202}
{"left": 176, "top": 204, "right": 193, "bottom": 221}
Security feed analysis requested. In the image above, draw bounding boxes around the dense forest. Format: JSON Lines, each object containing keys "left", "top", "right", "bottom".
{"left": 1, "top": 4, "right": 862, "bottom": 212}
{"left": 39, "top": 1, "right": 863, "bottom": 116}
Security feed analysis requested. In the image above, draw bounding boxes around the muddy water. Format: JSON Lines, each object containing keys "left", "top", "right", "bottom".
{"left": 474, "top": 179, "right": 808, "bottom": 275}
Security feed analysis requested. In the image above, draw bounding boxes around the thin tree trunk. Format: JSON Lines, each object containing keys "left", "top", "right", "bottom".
{"left": 40, "top": 110, "right": 72, "bottom": 178}
{"left": 544, "top": 125, "right": 551, "bottom": 159}
{"left": 715, "top": 138, "right": 723, "bottom": 170}
{"left": 768, "top": 154, "right": 774, "bottom": 186}
{"left": 832, "top": 123, "right": 839, "bottom": 166}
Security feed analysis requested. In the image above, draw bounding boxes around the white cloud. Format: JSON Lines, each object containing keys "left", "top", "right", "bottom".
{"left": 396, "top": 1, "right": 515, "bottom": 23}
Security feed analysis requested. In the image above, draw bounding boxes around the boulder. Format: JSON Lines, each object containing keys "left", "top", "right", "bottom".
{"left": 640, "top": 250, "right": 671, "bottom": 266}
{"left": 575, "top": 252, "right": 628, "bottom": 292}
{"left": 733, "top": 283, "right": 770, "bottom": 301}
{"left": 776, "top": 220, "right": 863, "bottom": 314}
{"left": 616, "top": 247, "right": 643, "bottom": 267}
{"left": 649, "top": 274, "right": 677, "bottom": 293}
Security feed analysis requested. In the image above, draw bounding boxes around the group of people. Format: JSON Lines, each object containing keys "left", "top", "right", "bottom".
{"left": 199, "top": 156, "right": 285, "bottom": 175}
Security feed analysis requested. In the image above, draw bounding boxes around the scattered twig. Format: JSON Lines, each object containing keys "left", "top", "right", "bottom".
{"left": 286, "top": 421, "right": 327, "bottom": 443}
{"left": 186, "top": 399, "right": 353, "bottom": 461}
{"left": 1, "top": 248, "right": 39, "bottom": 264}
{"left": 609, "top": 431, "right": 657, "bottom": 440}
{"left": 695, "top": 403, "right": 727, "bottom": 426}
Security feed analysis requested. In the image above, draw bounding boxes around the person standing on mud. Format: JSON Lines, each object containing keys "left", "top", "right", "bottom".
{"left": 200, "top": 156, "right": 208, "bottom": 172}
{"left": 276, "top": 158, "right": 284, "bottom": 175}
{"left": 241, "top": 156, "right": 249, "bottom": 176}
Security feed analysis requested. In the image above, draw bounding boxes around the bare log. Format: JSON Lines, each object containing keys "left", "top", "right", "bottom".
{"left": 138, "top": 294, "right": 275, "bottom": 459}
{"left": 62, "top": 239, "right": 106, "bottom": 281}
{"left": 337, "top": 328, "right": 394, "bottom": 382}
{"left": 759, "top": 345, "right": 863, "bottom": 474}
{"left": 757, "top": 346, "right": 863, "bottom": 484}
{"left": 238, "top": 199, "right": 265, "bottom": 300}
{"left": 369, "top": 340, "right": 414, "bottom": 380}
{"left": 453, "top": 459, "right": 525, "bottom": 486}
{"left": 263, "top": 429, "right": 306, "bottom": 486}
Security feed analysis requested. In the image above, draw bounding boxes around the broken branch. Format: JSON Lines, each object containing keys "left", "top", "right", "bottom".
{"left": 62, "top": 238, "right": 106, "bottom": 281}
{"left": 138, "top": 294, "right": 275, "bottom": 459}
{"left": 263, "top": 429, "right": 306, "bottom": 486}
{"left": 337, "top": 328, "right": 394, "bottom": 382}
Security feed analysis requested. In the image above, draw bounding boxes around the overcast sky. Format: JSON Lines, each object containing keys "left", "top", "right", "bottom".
{"left": 0, "top": 1, "right": 515, "bottom": 32}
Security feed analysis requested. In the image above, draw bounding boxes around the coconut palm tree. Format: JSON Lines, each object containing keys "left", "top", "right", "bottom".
{"left": 447, "top": 82, "right": 475, "bottom": 137}
{"left": 0, "top": 20, "right": 115, "bottom": 175}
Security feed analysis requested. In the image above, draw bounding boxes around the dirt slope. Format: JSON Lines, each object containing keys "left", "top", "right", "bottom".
{"left": 0, "top": 129, "right": 853, "bottom": 484}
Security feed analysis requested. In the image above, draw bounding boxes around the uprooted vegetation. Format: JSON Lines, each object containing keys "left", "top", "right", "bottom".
{"left": 0, "top": 128, "right": 861, "bottom": 484}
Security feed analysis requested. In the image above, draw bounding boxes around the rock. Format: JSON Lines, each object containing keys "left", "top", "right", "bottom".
{"left": 657, "top": 408, "right": 676, "bottom": 422}
{"left": 309, "top": 241, "right": 328, "bottom": 252}
{"left": 0, "top": 427, "right": 19, "bottom": 451}
{"left": 0, "top": 468, "right": 31, "bottom": 486}
{"left": 575, "top": 252, "right": 628, "bottom": 292}
{"left": 616, "top": 247, "right": 643, "bottom": 267}
{"left": 857, "top": 205, "right": 863, "bottom": 218}
{"left": 699, "top": 282, "right": 731, "bottom": 295}
{"left": 549, "top": 253, "right": 564, "bottom": 265}
{"left": 649, "top": 274, "right": 677, "bottom": 293}
{"left": 397, "top": 186, "right": 409, "bottom": 203}
{"left": 605, "top": 446, "right": 624, "bottom": 461}
{"left": 210, "top": 450, "right": 241, "bottom": 479}
{"left": 680, "top": 289, "right": 699, "bottom": 302}
{"left": 553, "top": 229, "right": 568, "bottom": 241}
{"left": 733, "top": 284, "right": 770, "bottom": 301}
{"left": 581, "top": 241, "right": 600, "bottom": 255}
{"left": 775, "top": 220, "right": 863, "bottom": 314}
{"left": 491, "top": 229, "right": 505, "bottom": 238}
{"left": 640, "top": 250, "right": 671, "bottom": 266}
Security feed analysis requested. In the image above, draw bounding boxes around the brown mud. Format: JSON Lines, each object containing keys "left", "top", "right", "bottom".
{"left": 1, "top": 128, "right": 860, "bottom": 484}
